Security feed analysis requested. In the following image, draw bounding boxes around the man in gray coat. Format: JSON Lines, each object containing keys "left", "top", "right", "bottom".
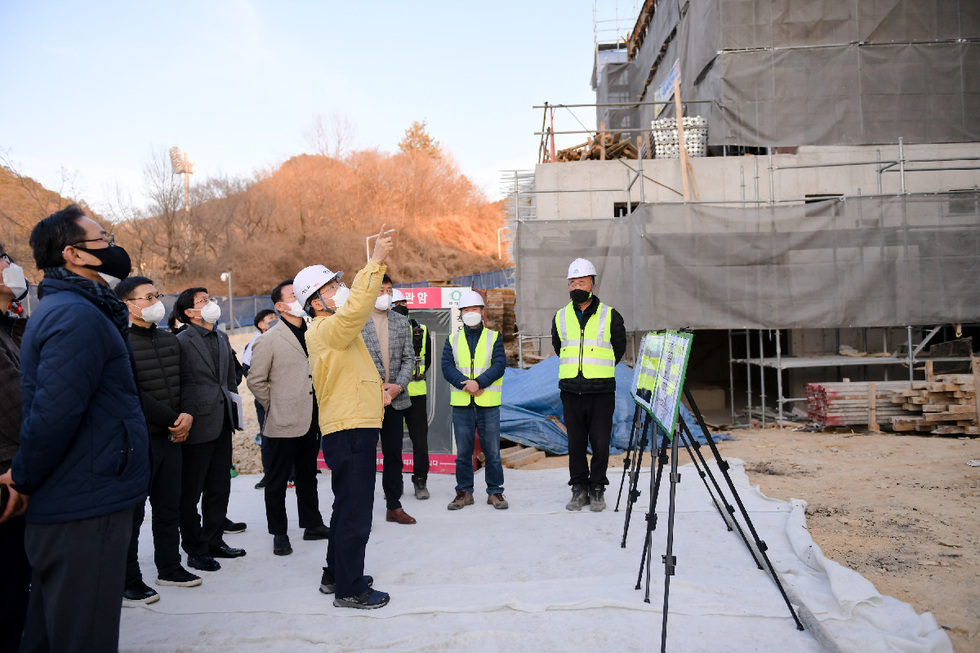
{"left": 361, "top": 274, "right": 417, "bottom": 524}
{"left": 172, "top": 287, "right": 245, "bottom": 572}
{"left": 247, "top": 279, "right": 329, "bottom": 556}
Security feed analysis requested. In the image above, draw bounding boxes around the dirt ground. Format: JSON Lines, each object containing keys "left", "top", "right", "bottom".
{"left": 522, "top": 428, "right": 980, "bottom": 652}
{"left": 229, "top": 335, "right": 977, "bottom": 651}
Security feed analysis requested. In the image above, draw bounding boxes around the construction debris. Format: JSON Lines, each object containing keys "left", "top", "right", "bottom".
{"left": 500, "top": 444, "right": 546, "bottom": 469}
{"left": 553, "top": 131, "right": 640, "bottom": 162}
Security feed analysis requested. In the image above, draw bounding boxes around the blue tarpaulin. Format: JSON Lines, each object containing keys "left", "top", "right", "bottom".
{"left": 500, "top": 357, "right": 729, "bottom": 454}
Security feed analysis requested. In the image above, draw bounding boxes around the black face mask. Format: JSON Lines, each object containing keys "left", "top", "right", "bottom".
{"left": 569, "top": 288, "right": 592, "bottom": 304}
{"left": 391, "top": 304, "right": 409, "bottom": 317}
{"left": 75, "top": 244, "right": 132, "bottom": 281}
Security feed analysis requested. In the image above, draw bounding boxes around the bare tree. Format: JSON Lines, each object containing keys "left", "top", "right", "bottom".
{"left": 305, "top": 112, "right": 357, "bottom": 160}
{"left": 141, "top": 147, "right": 198, "bottom": 279}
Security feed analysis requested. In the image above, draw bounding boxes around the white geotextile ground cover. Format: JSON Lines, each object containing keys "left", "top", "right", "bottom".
{"left": 119, "top": 462, "right": 952, "bottom": 653}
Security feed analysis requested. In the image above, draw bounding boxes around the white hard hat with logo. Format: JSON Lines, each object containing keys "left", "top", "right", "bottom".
{"left": 458, "top": 290, "right": 485, "bottom": 309}
{"left": 391, "top": 288, "right": 407, "bottom": 303}
{"left": 567, "top": 258, "right": 597, "bottom": 279}
{"left": 294, "top": 265, "right": 344, "bottom": 308}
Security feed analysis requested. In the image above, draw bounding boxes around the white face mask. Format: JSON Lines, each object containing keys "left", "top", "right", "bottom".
{"left": 375, "top": 294, "right": 392, "bottom": 311}
{"left": 2, "top": 263, "right": 28, "bottom": 300}
{"left": 98, "top": 272, "right": 122, "bottom": 289}
{"left": 462, "top": 311, "right": 483, "bottom": 327}
{"left": 140, "top": 300, "right": 166, "bottom": 324}
{"left": 200, "top": 300, "right": 221, "bottom": 324}
{"left": 328, "top": 285, "right": 350, "bottom": 312}
{"left": 284, "top": 300, "right": 306, "bottom": 318}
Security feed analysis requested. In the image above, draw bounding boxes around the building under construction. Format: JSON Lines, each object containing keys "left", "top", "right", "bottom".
{"left": 510, "top": 0, "right": 980, "bottom": 426}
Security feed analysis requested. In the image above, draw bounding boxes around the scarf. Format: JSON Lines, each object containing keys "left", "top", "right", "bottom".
{"left": 40, "top": 267, "right": 131, "bottom": 336}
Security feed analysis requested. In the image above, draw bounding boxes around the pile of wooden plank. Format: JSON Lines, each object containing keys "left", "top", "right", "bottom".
{"left": 553, "top": 132, "right": 640, "bottom": 162}
{"left": 805, "top": 381, "right": 913, "bottom": 427}
{"left": 484, "top": 288, "right": 516, "bottom": 343}
{"left": 889, "top": 374, "right": 978, "bottom": 435}
{"left": 805, "top": 362, "right": 979, "bottom": 435}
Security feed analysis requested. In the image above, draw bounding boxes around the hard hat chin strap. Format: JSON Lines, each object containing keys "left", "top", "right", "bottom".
{"left": 312, "top": 289, "right": 336, "bottom": 316}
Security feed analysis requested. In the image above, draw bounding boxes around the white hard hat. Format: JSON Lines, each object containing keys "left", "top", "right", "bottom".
{"left": 458, "top": 290, "right": 485, "bottom": 309}
{"left": 391, "top": 289, "right": 407, "bottom": 303}
{"left": 294, "top": 265, "right": 343, "bottom": 307}
{"left": 567, "top": 258, "right": 597, "bottom": 279}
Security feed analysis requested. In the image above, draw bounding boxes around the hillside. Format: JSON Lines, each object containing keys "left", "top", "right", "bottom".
{"left": 1, "top": 141, "right": 509, "bottom": 294}
{"left": 0, "top": 165, "right": 88, "bottom": 276}
{"left": 114, "top": 145, "right": 508, "bottom": 295}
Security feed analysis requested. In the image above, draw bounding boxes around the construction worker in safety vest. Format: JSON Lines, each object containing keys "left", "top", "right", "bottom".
{"left": 440, "top": 290, "right": 508, "bottom": 511}
{"left": 551, "top": 258, "right": 626, "bottom": 512}
{"left": 391, "top": 289, "right": 431, "bottom": 500}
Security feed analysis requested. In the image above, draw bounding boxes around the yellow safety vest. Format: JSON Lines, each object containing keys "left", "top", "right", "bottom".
{"left": 555, "top": 302, "right": 615, "bottom": 379}
{"left": 449, "top": 327, "right": 503, "bottom": 407}
{"left": 407, "top": 323, "right": 428, "bottom": 397}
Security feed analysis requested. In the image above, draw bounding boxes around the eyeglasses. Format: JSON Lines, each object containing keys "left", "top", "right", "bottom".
{"left": 127, "top": 292, "right": 165, "bottom": 303}
{"left": 72, "top": 233, "right": 115, "bottom": 247}
{"left": 193, "top": 295, "right": 216, "bottom": 307}
{"left": 0, "top": 252, "right": 13, "bottom": 264}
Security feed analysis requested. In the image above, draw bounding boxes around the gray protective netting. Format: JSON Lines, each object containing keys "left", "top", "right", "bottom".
{"left": 597, "top": 0, "right": 980, "bottom": 147}
{"left": 515, "top": 192, "right": 980, "bottom": 334}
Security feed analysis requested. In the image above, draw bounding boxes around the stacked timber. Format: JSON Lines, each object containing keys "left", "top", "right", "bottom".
{"left": 806, "top": 381, "right": 913, "bottom": 427}
{"left": 553, "top": 132, "right": 640, "bottom": 162}
{"left": 889, "top": 374, "right": 978, "bottom": 435}
{"left": 484, "top": 288, "right": 516, "bottom": 342}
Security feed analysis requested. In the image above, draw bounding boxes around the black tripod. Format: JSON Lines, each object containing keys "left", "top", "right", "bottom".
{"left": 638, "top": 389, "right": 805, "bottom": 651}
{"left": 617, "top": 408, "right": 655, "bottom": 547}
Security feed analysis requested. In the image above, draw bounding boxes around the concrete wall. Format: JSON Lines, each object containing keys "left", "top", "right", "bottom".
{"left": 533, "top": 143, "right": 980, "bottom": 220}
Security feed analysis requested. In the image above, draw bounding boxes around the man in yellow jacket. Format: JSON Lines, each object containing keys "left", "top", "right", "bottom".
{"left": 294, "top": 227, "right": 394, "bottom": 610}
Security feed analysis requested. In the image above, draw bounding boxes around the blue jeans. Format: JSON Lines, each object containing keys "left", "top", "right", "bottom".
{"left": 451, "top": 405, "right": 504, "bottom": 495}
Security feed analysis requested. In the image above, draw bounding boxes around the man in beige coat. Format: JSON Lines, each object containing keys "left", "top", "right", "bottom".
{"left": 294, "top": 226, "right": 393, "bottom": 610}
{"left": 246, "top": 279, "right": 329, "bottom": 557}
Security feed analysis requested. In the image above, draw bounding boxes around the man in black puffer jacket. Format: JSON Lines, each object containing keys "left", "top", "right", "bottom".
{"left": 117, "top": 276, "right": 201, "bottom": 604}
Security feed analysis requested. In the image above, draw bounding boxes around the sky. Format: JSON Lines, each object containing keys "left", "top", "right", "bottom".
{"left": 0, "top": 1, "right": 640, "bottom": 216}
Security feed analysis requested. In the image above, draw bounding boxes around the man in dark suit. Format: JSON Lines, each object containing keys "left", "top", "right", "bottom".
{"left": 171, "top": 287, "right": 245, "bottom": 572}
{"left": 361, "top": 274, "right": 417, "bottom": 525}
{"left": 247, "top": 279, "right": 329, "bottom": 556}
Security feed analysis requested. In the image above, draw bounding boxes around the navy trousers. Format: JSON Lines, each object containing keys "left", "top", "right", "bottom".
{"left": 321, "top": 428, "right": 378, "bottom": 599}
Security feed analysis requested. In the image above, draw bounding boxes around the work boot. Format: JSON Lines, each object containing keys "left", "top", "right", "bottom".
{"left": 487, "top": 493, "right": 509, "bottom": 510}
{"left": 565, "top": 484, "right": 591, "bottom": 511}
{"left": 447, "top": 490, "right": 474, "bottom": 510}
{"left": 589, "top": 484, "right": 606, "bottom": 512}
{"left": 413, "top": 478, "right": 430, "bottom": 500}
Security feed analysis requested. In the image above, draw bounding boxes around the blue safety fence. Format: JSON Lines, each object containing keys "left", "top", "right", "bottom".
{"left": 397, "top": 267, "right": 515, "bottom": 290}
{"left": 500, "top": 356, "right": 730, "bottom": 455}
{"left": 17, "top": 284, "right": 273, "bottom": 333}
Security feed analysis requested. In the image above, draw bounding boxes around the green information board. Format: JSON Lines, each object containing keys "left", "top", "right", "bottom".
{"left": 630, "top": 330, "right": 692, "bottom": 439}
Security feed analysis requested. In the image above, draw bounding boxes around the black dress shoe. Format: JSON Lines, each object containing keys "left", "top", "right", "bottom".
{"left": 187, "top": 555, "right": 221, "bottom": 572}
{"left": 123, "top": 580, "right": 160, "bottom": 604}
{"left": 303, "top": 525, "right": 330, "bottom": 540}
{"left": 273, "top": 534, "right": 292, "bottom": 556}
{"left": 223, "top": 519, "right": 247, "bottom": 534}
{"left": 209, "top": 544, "right": 247, "bottom": 559}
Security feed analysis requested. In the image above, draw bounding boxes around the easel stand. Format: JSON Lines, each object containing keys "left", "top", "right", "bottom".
{"left": 638, "top": 389, "right": 804, "bottom": 652}
{"left": 615, "top": 405, "right": 644, "bottom": 512}
{"left": 619, "top": 411, "right": 653, "bottom": 547}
